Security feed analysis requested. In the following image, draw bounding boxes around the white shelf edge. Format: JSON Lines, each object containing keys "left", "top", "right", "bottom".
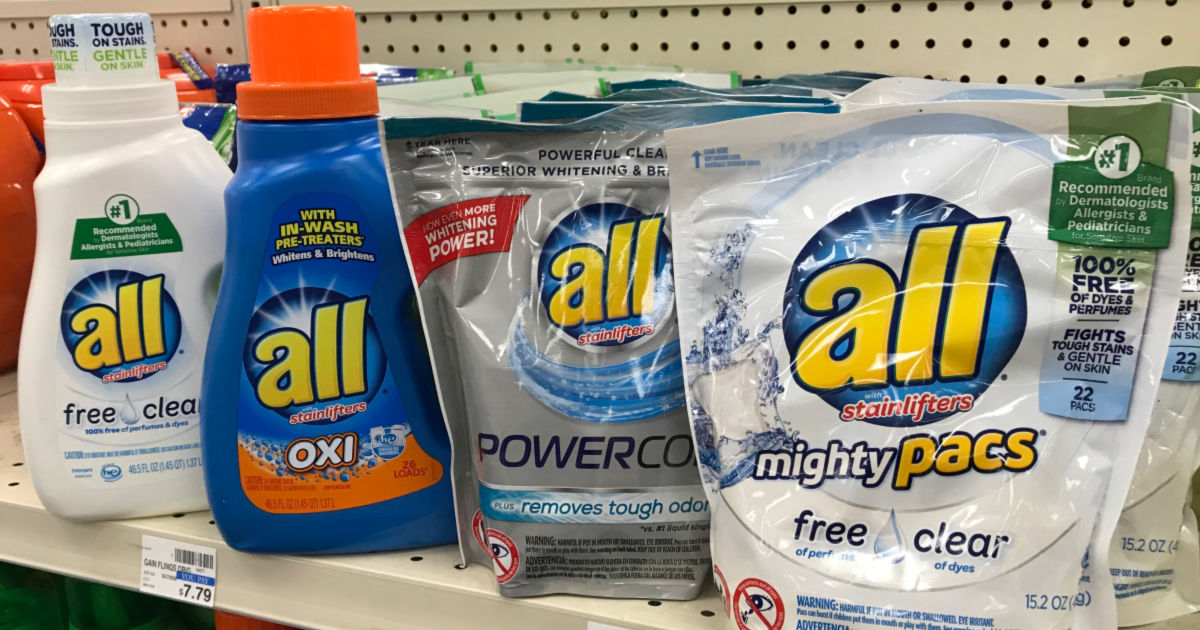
{"left": 0, "top": 371, "right": 725, "bottom": 630}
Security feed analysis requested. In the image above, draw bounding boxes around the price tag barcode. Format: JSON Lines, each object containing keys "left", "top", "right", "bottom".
{"left": 140, "top": 535, "right": 217, "bottom": 608}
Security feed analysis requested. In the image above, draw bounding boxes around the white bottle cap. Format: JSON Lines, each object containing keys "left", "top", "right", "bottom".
{"left": 49, "top": 13, "right": 159, "bottom": 88}
{"left": 43, "top": 13, "right": 177, "bottom": 122}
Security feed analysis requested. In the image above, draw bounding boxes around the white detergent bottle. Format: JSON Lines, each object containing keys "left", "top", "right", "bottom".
{"left": 18, "top": 13, "right": 229, "bottom": 519}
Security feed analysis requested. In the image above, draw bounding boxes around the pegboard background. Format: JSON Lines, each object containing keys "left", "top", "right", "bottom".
{"left": 1, "top": 0, "right": 1198, "bottom": 84}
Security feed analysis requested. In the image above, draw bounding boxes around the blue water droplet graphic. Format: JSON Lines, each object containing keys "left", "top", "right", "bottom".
{"left": 873, "top": 510, "right": 906, "bottom": 564}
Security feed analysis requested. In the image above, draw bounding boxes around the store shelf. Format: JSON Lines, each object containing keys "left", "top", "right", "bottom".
{"left": 0, "top": 372, "right": 726, "bottom": 630}
{"left": 0, "top": 370, "right": 1195, "bottom": 630}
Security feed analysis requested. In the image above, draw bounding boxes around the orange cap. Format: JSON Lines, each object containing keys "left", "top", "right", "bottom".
{"left": 214, "top": 611, "right": 294, "bottom": 630}
{"left": 237, "top": 5, "right": 377, "bottom": 120}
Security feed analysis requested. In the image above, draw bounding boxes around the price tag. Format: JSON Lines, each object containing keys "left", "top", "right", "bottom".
{"left": 139, "top": 535, "right": 217, "bottom": 607}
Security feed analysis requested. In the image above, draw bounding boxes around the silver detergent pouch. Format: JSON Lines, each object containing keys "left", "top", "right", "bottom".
{"left": 384, "top": 105, "right": 787, "bottom": 598}
{"left": 665, "top": 98, "right": 1192, "bottom": 629}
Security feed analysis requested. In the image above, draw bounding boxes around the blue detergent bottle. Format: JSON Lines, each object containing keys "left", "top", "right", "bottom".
{"left": 201, "top": 4, "right": 455, "bottom": 553}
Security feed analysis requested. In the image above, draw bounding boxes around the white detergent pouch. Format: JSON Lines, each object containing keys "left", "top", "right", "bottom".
{"left": 1102, "top": 88, "right": 1200, "bottom": 626}
{"left": 844, "top": 77, "right": 1105, "bottom": 107}
{"left": 519, "top": 98, "right": 838, "bottom": 124}
{"left": 384, "top": 106, "right": 754, "bottom": 598}
{"left": 1071, "top": 67, "right": 1200, "bottom": 90}
{"left": 377, "top": 99, "right": 484, "bottom": 118}
{"left": 665, "top": 98, "right": 1193, "bottom": 630}
{"left": 539, "top": 84, "right": 830, "bottom": 103}
{"left": 464, "top": 59, "right": 588, "bottom": 74}
{"left": 432, "top": 82, "right": 608, "bottom": 120}
{"left": 376, "top": 74, "right": 482, "bottom": 103}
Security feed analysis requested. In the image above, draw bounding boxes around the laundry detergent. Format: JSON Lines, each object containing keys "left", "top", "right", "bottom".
{"left": 664, "top": 98, "right": 1193, "bottom": 629}
{"left": 383, "top": 107, "right": 791, "bottom": 598}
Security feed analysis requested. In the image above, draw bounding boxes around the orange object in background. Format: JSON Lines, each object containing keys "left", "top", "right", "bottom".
{"left": 0, "top": 94, "right": 38, "bottom": 371}
{"left": 214, "top": 610, "right": 296, "bottom": 630}
{"left": 0, "top": 58, "right": 218, "bottom": 144}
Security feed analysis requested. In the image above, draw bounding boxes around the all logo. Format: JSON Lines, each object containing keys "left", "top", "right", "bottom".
{"left": 61, "top": 270, "right": 182, "bottom": 383}
{"left": 537, "top": 203, "right": 673, "bottom": 348}
{"left": 733, "top": 578, "right": 784, "bottom": 630}
{"left": 244, "top": 288, "right": 386, "bottom": 422}
{"left": 783, "top": 195, "right": 1026, "bottom": 426}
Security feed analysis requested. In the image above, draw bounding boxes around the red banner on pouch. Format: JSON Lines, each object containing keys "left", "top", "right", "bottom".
{"left": 403, "top": 195, "right": 529, "bottom": 284}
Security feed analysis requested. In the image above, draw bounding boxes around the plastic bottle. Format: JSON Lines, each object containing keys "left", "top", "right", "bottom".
{"left": 201, "top": 5, "right": 454, "bottom": 553}
{"left": 18, "top": 13, "right": 229, "bottom": 519}
{"left": 0, "top": 93, "right": 39, "bottom": 371}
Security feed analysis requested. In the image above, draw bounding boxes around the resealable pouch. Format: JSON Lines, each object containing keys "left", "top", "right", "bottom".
{"left": 665, "top": 98, "right": 1193, "bottom": 629}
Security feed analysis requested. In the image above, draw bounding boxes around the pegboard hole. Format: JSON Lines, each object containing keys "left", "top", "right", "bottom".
{"left": 488, "top": 12, "right": 496, "bottom": 21}
{"left": 205, "top": 47, "right": 213, "bottom": 55}
{"left": 648, "top": 601, "right": 663, "bottom": 607}
{"left": 1119, "top": 35, "right": 1131, "bottom": 46}
{"left": 1003, "top": 1, "right": 1014, "bottom": 9}
{"left": 571, "top": 10, "right": 580, "bottom": 19}
{"left": 926, "top": 38, "right": 936, "bottom": 48}
{"left": 890, "top": 39, "right": 900, "bottom": 49}
{"left": 1123, "top": 0, "right": 1134, "bottom": 6}
{"left": 514, "top": 11, "right": 522, "bottom": 20}
{"left": 573, "top": 43, "right": 582, "bottom": 52}
{"left": 208, "top": 520, "right": 215, "bottom": 525}
{"left": 691, "top": 41, "right": 700, "bottom": 51}
{"left": 436, "top": 13, "right": 444, "bottom": 22}
{"left": 545, "top": 43, "right": 554, "bottom": 52}
{"left": 1041, "top": 0, "right": 1052, "bottom": 8}
{"left": 692, "top": 7, "right": 701, "bottom": 17}
{"left": 629, "top": 9, "right": 639, "bottom": 17}
{"left": 437, "top": 44, "right": 445, "bottom": 53}
{"left": 1162, "top": 35, "right": 1174, "bottom": 46}
{"left": 600, "top": 9, "right": 608, "bottom": 18}
{"left": 722, "top": 41, "right": 732, "bottom": 50}
{"left": 661, "top": 42, "right": 669, "bottom": 51}
{"left": 629, "top": 42, "right": 638, "bottom": 51}
{"left": 892, "top": 2, "right": 902, "bottom": 11}
{"left": 410, "top": 14, "right": 418, "bottom": 22}
{"left": 820, "top": 40, "right": 830, "bottom": 49}
{"left": 159, "top": 20, "right": 167, "bottom": 28}
{"left": 962, "top": 38, "right": 973, "bottom": 48}
{"left": 491, "top": 44, "right": 499, "bottom": 52}
{"left": 201, "top": 19, "right": 209, "bottom": 26}
{"left": 7, "top": 482, "right": 17, "bottom": 487}
{"left": 856, "top": 3, "right": 866, "bottom": 12}
{"left": 384, "top": 14, "right": 392, "bottom": 23}
{"left": 464, "top": 12, "right": 472, "bottom": 21}
{"left": 997, "top": 75, "right": 1008, "bottom": 83}
{"left": 464, "top": 44, "right": 472, "bottom": 53}
{"left": 661, "top": 8, "right": 670, "bottom": 17}
{"left": 722, "top": 6, "right": 732, "bottom": 16}
{"left": 999, "top": 37, "right": 1011, "bottom": 48}
{"left": 31, "top": 48, "right": 38, "bottom": 56}
{"left": 172, "top": 513, "right": 184, "bottom": 518}
{"left": 960, "top": 75, "right": 971, "bottom": 82}
{"left": 1166, "top": 0, "right": 1177, "bottom": 5}
{"left": 821, "top": 4, "right": 832, "bottom": 14}
{"left": 412, "top": 44, "right": 420, "bottom": 53}
{"left": 362, "top": 45, "right": 370, "bottom": 53}
{"left": 411, "top": 556, "right": 424, "bottom": 562}
{"left": 225, "top": 47, "right": 233, "bottom": 55}
{"left": 854, "top": 39, "right": 865, "bottom": 49}
{"left": 787, "top": 40, "right": 797, "bottom": 49}
{"left": 788, "top": 5, "right": 798, "bottom": 14}
{"left": 387, "top": 44, "right": 394, "bottom": 53}
{"left": 754, "top": 40, "right": 764, "bottom": 50}
{"left": 1082, "top": 0, "right": 1093, "bottom": 7}
{"left": 516, "top": 43, "right": 525, "bottom": 52}
{"left": 964, "top": 1, "right": 975, "bottom": 9}
{"left": 1035, "top": 75, "right": 1047, "bottom": 84}
{"left": 222, "top": 18, "right": 230, "bottom": 26}
{"left": 601, "top": 42, "right": 610, "bottom": 52}
{"left": 701, "top": 610, "right": 716, "bottom": 617}
{"left": 1038, "top": 37, "right": 1049, "bottom": 47}
{"left": 927, "top": 2, "right": 937, "bottom": 11}
{"left": 1075, "top": 75, "right": 1087, "bottom": 82}
{"left": 755, "top": 6, "right": 765, "bottom": 15}
{"left": 924, "top": 74, "right": 934, "bottom": 79}
{"left": 1078, "top": 37, "right": 1089, "bottom": 47}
